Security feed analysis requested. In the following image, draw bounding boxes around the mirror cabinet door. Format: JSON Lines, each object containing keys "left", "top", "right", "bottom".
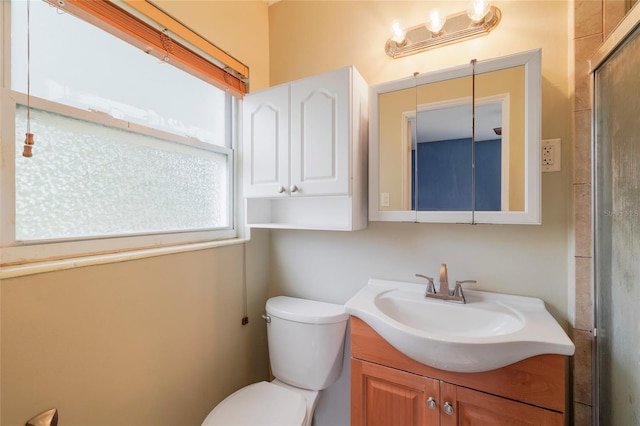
{"left": 378, "top": 85, "right": 418, "bottom": 218}
{"left": 474, "top": 65, "right": 525, "bottom": 214}
{"left": 414, "top": 74, "right": 473, "bottom": 223}
{"left": 370, "top": 49, "right": 541, "bottom": 224}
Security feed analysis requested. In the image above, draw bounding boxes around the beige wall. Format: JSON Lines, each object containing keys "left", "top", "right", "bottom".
{"left": 0, "top": 1, "right": 585, "bottom": 425}
{"left": 154, "top": 0, "right": 271, "bottom": 91}
{"left": 1, "top": 241, "right": 270, "bottom": 425}
{"left": 378, "top": 87, "right": 415, "bottom": 210}
{"left": 267, "top": 3, "right": 572, "bottom": 423}
{"left": 268, "top": 0, "right": 572, "bottom": 323}
{"left": 0, "top": 2, "right": 272, "bottom": 425}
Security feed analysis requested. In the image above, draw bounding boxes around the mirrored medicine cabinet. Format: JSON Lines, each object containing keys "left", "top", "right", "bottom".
{"left": 369, "top": 49, "right": 542, "bottom": 224}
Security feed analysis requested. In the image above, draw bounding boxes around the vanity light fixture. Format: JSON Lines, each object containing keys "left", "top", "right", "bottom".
{"left": 390, "top": 20, "right": 407, "bottom": 45}
{"left": 385, "top": 0, "right": 501, "bottom": 58}
{"left": 425, "top": 9, "right": 446, "bottom": 35}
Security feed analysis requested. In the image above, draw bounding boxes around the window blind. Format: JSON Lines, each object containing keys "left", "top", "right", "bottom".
{"left": 43, "top": 0, "right": 248, "bottom": 97}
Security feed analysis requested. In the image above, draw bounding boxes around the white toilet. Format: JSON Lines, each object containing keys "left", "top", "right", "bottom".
{"left": 202, "top": 296, "right": 349, "bottom": 426}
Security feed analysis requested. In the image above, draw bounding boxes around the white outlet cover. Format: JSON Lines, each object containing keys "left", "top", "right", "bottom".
{"left": 380, "top": 192, "right": 390, "bottom": 207}
{"left": 541, "top": 138, "right": 561, "bottom": 172}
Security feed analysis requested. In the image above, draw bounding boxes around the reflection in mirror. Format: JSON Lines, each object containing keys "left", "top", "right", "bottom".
{"left": 413, "top": 75, "right": 473, "bottom": 211}
{"left": 412, "top": 65, "right": 524, "bottom": 212}
{"left": 475, "top": 65, "right": 525, "bottom": 212}
{"left": 378, "top": 86, "right": 416, "bottom": 212}
{"left": 370, "top": 49, "right": 541, "bottom": 224}
{"left": 412, "top": 101, "right": 502, "bottom": 211}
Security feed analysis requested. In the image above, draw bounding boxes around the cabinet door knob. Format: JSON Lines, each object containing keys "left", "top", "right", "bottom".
{"left": 443, "top": 402, "right": 454, "bottom": 415}
{"left": 426, "top": 396, "right": 437, "bottom": 410}
{"left": 290, "top": 184, "right": 299, "bottom": 193}
{"left": 277, "top": 185, "right": 286, "bottom": 194}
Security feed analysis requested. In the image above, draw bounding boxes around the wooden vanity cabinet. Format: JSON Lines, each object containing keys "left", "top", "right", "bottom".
{"left": 352, "top": 360, "right": 440, "bottom": 426}
{"left": 350, "top": 317, "right": 567, "bottom": 426}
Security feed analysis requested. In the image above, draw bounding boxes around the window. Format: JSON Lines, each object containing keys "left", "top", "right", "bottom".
{"left": 1, "top": 0, "right": 244, "bottom": 265}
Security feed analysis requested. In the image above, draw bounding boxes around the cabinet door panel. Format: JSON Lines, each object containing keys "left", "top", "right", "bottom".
{"left": 291, "top": 68, "right": 350, "bottom": 196}
{"left": 352, "top": 359, "right": 439, "bottom": 426}
{"left": 440, "top": 382, "right": 564, "bottom": 426}
{"left": 243, "top": 85, "right": 289, "bottom": 197}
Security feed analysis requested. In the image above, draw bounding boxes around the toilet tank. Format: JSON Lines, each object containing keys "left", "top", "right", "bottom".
{"left": 266, "top": 296, "right": 349, "bottom": 391}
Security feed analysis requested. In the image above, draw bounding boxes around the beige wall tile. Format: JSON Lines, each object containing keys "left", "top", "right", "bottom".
{"left": 575, "top": 183, "right": 593, "bottom": 257}
{"left": 576, "top": 0, "right": 604, "bottom": 39}
{"left": 575, "top": 34, "right": 602, "bottom": 112}
{"left": 574, "top": 402, "right": 593, "bottom": 426}
{"left": 573, "top": 0, "right": 607, "bottom": 423}
{"left": 604, "top": 0, "right": 629, "bottom": 38}
{"left": 574, "top": 67, "right": 592, "bottom": 113}
{"left": 575, "top": 32, "right": 603, "bottom": 62}
{"left": 574, "top": 110, "right": 592, "bottom": 184}
{"left": 575, "top": 256, "right": 594, "bottom": 330}
{"left": 572, "top": 328, "right": 594, "bottom": 405}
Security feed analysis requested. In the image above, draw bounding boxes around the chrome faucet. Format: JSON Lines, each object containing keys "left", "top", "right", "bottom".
{"left": 439, "top": 263, "right": 450, "bottom": 296}
{"left": 415, "top": 263, "right": 476, "bottom": 304}
{"left": 415, "top": 273, "right": 436, "bottom": 296}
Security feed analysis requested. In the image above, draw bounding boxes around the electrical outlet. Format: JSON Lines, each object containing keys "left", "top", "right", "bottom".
{"left": 542, "top": 139, "right": 561, "bottom": 172}
{"left": 542, "top": 146, "right": 553, "bottom": 165}
{"left": 380, "top": 193, "right": 390, "bottom": 207}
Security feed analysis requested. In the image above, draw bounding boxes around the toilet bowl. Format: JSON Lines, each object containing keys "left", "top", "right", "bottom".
{"left": 201, "top": 380, "right": 310, "bottom": 426}
{"left": 201, "top": 296, "right": 349, "bottom": 426}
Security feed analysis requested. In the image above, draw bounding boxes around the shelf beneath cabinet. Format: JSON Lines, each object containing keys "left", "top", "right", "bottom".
{"left": 245, "top": 196, "right": 366, "bottom": 231}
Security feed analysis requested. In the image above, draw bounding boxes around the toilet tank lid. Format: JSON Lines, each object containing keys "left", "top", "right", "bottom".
{"left": 266, "top": 296, "right": 349, "bottom": 324}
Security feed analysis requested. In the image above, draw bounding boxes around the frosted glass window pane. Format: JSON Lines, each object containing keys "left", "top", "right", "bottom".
{"left": 15, "top": 105, "right": 229, "bottom": 241}
{"left": 11, "top": 0, "right": 227, "bottom": 146}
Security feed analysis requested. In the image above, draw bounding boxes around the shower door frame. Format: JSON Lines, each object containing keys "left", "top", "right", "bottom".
{"left": 590, "top": 5, "right": 640, "bottom": 425}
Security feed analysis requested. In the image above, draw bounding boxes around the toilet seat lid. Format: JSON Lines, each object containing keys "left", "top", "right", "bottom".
{"left": 202, "top": 381, "right": 307, "bottom": 426}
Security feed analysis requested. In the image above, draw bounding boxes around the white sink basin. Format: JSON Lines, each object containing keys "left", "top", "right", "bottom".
{"left": 345, "top": 278, "right": 575, "bottom": 373}
{"left": 374, "top": 291, "right": 525, "bottom": 338}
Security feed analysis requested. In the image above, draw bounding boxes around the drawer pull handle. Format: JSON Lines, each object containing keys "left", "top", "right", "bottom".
{"left": 443, "top": 401, "right": 454, "bottom": 415}
{"left": 426, "top": 397, "right": 437, "bottom": 410}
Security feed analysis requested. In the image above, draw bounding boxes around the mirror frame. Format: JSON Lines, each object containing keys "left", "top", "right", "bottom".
{"left": 369, "top": 49, "right": 542, "bottom": 224}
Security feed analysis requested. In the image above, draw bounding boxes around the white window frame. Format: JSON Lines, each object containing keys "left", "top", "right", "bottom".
{"left": 0, "top": 1, "right": 240, "bottom": 267}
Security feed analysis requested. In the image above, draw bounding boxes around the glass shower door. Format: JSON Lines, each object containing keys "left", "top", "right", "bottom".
{"left": 594, "top": 22, "right": 640, "bottom": 426}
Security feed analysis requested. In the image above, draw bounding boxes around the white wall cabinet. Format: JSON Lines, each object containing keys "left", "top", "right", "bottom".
{"left": 243, "top": 66, "right": 368, "bottom": 230}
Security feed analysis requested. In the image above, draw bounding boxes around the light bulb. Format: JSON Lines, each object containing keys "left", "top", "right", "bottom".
{"left": 425, "top": 9, "right": 446, "bottom": 34}
{"left": 390, "top": 21, "right": 406, "bottom": 44}
{"left": 467, "top": 0, "right": 492, "bottom": 23}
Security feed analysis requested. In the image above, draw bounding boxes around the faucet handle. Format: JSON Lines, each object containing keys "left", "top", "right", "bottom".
{"left": 415, "top": 274, "right": 436, "bottom": 295}
{"left": 453, "top": 280, "right": 477, "bottom": 299}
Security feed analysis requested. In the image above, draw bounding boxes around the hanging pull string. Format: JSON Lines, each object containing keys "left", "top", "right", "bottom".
{"left": 23, "top": 0, "right": 35, "bottom": 158}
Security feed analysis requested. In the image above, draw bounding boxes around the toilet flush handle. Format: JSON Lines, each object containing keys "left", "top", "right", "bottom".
{"left": 26, "top": 408, "right": 58, "bottom": 426}
{"left": 261, "top": 314, "right": 271, "bottom": 323}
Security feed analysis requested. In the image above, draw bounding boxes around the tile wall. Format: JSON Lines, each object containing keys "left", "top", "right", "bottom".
{"left": 572, "top": 1, "right": 632, "bottom": 424}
